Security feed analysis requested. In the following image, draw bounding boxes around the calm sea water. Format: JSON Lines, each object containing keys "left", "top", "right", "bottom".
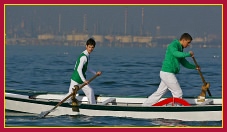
{"left": 5, "top": 44, "right": 222, "bottom": 127}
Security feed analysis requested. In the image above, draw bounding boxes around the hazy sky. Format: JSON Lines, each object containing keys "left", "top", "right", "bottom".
{"left": 6, "top": 5, "right": 222, "bottom": 37}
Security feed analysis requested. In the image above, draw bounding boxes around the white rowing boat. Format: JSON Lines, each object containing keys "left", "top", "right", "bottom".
{"left": 5, "top": 89, "right": 222, "bottom": 121}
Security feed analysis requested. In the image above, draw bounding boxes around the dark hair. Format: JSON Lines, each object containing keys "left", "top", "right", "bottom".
{"left": 180, "top": 33, "right": 193, "bottom": 41}
{"left": 86, "top": 38, "right": 96, "bottom": 47}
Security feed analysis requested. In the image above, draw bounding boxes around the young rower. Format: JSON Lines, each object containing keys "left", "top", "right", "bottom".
{"left": 62, "top": 38, "right": 101, "bottom": 104}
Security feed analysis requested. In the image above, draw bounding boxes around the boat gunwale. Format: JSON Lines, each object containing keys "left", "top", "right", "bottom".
{"left": 5, "top": 89, "right": 222, "bottom": 99}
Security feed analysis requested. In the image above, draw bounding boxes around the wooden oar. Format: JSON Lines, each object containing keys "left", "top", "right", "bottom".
{"left": 192, "top": 56, "right": 212, "bottom": 97}
{"left": 38, "top": 74, "right": 99, "bottom": 118}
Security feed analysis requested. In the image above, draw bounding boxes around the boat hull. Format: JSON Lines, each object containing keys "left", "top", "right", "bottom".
{"left": 5, "top": 92, "right": 222, "bottom": 121}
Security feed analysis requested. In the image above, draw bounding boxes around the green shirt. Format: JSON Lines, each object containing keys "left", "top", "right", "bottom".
{"left": 71, "top": 52, "right": 88, "bottom": 84}
{"left": 161, "top": 39, "right": 196, "bottom": 74}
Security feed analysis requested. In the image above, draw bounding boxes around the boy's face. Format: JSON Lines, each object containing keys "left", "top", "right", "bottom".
{"left": 86, "top": 44, "right": 95, "bottom": 54}
{"left": 182, "top": 39, "right": 191, "bottom": 48}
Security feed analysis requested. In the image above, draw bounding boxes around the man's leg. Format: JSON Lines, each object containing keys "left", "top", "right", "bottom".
{"left": 142, "top": 71, "right": 168, "bottom": 106}
{"left": 81, "top": 85, "right": 96, "bottom": 104}
{"left": 61, "top": 79, "right": 78, "bottom": 101}
{"left": 161, "top": 72, "right": 183, "bottom": 98}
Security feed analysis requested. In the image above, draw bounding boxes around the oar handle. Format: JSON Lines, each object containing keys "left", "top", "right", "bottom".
{"left": 192, "top": 56, "right": 206, "bottom": 84}
{"left": 79, "top": 74, "right": 99, "bottom": 90}
{"left": 192, "top": 56, "right": 212, "bottom": 97}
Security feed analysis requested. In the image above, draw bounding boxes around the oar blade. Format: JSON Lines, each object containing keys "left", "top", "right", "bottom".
{"left": 38, "top": 110, "right": 51, "bottom": 118}
{"left": 207, "top": 89, "right": 212, "bottom": 97}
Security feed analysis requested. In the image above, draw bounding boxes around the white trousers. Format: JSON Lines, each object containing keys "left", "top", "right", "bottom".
{"left": 62, "top": 79, "right": 96, "bottom": 104}
{"left": 142, "top": 71, "right": 183, "bottom": 106}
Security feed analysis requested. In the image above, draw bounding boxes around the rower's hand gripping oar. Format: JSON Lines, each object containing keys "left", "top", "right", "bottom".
{"left": 38, "top": 73, "right": 100, "bottom": 118}
{"left": 192, "top": 56, "right": 211, "bottom": 102}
